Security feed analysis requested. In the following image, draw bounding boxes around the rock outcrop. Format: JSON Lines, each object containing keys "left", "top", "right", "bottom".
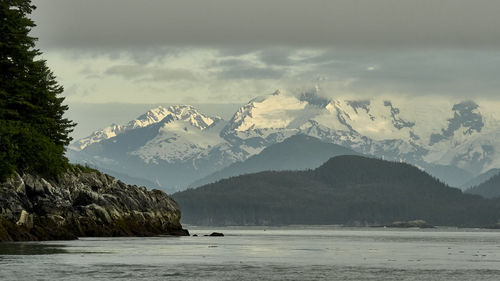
{"left": 0, "top": 166, "right": 188, "bottom": 242}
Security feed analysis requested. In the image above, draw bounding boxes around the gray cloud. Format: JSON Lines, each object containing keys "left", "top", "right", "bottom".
{"left": 105, "top": 65, "right": 198, "bottom": 82}
{"left": 258, "top": 48, "right": 296, "bottom": 66}
{"left": 351, "top": 53, "right": 500, "bottom": 97}
{"left": 214, "top": 59, "right": 287, "bottom": 80}
{"left": 31, "top": 0, "right": 500, "bottom": 50}
{"left": 64, "top": 84, "right": 95, "bottom": 98}
{"left": 282, "top": 50, "right": 500, "bottom": 98}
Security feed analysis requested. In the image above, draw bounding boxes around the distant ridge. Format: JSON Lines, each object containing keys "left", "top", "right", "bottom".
{"left": 461, "top": 169, "right": 500, "bottom": 190}
{"left": 173, "top": 155, "right": 499, "bottom": 227}
{"left": 189, "top": 134, "right": 361, "bottom": 187}
{"left": 466, "top": 172, "right": 500, "bottom": 199}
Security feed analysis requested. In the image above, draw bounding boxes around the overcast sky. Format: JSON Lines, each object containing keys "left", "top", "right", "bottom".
{"left": 30, "top": 0, "right": 500, "bottom": 108}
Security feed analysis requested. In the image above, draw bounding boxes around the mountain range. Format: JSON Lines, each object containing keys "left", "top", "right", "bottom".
{"left": 68, "top": 89, "right": 500, "bottom": 192}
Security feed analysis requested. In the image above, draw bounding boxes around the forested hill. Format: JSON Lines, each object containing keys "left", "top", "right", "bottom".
{"left": 173, "top": 155, "right": 500, "bottom": 227}
{"left": 466, "top": 172, "right": 500, "bottom": 199}
{"left": 189, "top": 134, "right": 360, "bottom": 188}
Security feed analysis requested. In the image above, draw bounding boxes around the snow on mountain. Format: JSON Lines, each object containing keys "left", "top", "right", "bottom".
{"left": 226, "top": 89, "right": 423, "bottom": 144}
{"left": 68, "top": 89, "right": 500, "bottom": 191}
{"left": 422, "top": 101, "right": 494, "bottom": 168}
{"left": 70, "top": 105, "right": 219, "bottom": 151}
{"left": 131, "top": 117, "right": 226, "bottom": 164}
{"left": 69, "top": 123, "right": 126, "bottom": 151}
{"left": 222, "top": 90, "right": 418, "bottom": 157}
{"left": 228, "top": 90, "right": 308, "bottom": 132}
{"left": 220, "top": 89, "right": 500, "bottom": 178}
{"left": 68, "top": 104, "right": 241, "bottom": 191}
{"left": 431, "top": 129, "right": 500, "bottom": 175}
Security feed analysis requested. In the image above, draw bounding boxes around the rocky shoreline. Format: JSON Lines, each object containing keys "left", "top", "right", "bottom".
{"left": 0, "top": 166, "right": 188, "bottom": 242}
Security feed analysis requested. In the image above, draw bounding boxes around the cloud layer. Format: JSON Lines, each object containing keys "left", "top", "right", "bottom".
{"left": 32, "top": 0, "right": 500, "bottom": 50}
{"left": 28, "top": 0, "right": 500, "bottom": 105}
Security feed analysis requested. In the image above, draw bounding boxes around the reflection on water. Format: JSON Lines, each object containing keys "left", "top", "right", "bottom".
{"left": 0, "top": 243, "right": 68, "bottom": 255}
{"left": 0, "top": 227, "right": 500, "bottom": 281}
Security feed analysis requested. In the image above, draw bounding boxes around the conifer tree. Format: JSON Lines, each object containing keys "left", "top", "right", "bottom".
{"left": 0, "top": 0, "right": 75, "bottom": 180}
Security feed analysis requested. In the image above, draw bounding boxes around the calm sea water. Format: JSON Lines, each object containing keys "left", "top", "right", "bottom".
{"left": 1, "top": 226, "right": 500, "bottom": 281}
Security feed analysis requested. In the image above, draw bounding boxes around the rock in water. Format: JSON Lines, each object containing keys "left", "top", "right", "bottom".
{"left": 388, "top": 220, "right": 434, "bottom": 229}
{"left": 0, "top": 167, "right": 188, "bottom": 242}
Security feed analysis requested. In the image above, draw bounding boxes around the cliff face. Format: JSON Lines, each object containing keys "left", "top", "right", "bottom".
{"left": 0, "top": 167, "right": 188, "bottom": 242}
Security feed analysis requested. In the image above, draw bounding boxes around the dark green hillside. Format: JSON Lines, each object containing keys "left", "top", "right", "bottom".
{"left": 173, "top": 155, "right": 500, "bottom": 227}
{"left": 466, "top": 172, "right": 500, "bottom": 199}
{"left": 189, "top": 134, "right": 361, "bottom": 187}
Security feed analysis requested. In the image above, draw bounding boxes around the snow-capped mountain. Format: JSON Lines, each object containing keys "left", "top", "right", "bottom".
{"left": 223, "top": 89, "right": 498, "bottom": 172}
{"left": 70, "top": 105, "right": 220, "bottom": 151}
{"left": 68, "top": 104, "right": 257, "bottom": 193}
{"left": 68, "top": 89, "right": 500, "bottom": 192}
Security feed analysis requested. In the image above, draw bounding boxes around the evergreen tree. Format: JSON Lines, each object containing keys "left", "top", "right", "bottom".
{"left": 0, "top": 0, "right": 75, "bottom": 180}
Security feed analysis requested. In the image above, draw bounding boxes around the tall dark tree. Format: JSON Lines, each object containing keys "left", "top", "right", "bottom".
{"left": 0, "top": 0, "right": 75, "bottom": 180}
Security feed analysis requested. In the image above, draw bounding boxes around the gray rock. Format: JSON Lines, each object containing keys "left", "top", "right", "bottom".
{"left": 0, "top": 167, "right": 188, "bottom": 242}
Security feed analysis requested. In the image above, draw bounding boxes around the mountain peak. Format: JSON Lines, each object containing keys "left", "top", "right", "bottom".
{"left": 71, "top": 104, "right": 220, "bottom": 151}
{"left": 132, "top": 106, "right": 172, "bottom": 128}
{"left": 225, "top": 91, "right": 308, "bottom": 132}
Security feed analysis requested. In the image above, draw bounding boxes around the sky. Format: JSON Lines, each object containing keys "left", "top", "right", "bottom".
{"left": 29, "top": 0, "right": 500, "bottom": 138}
